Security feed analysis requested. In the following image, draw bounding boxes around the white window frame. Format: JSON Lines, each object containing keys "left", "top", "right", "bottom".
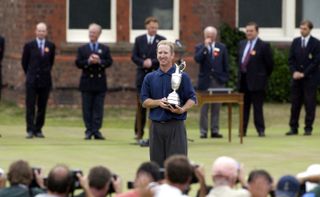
{"left": 129, "top": 0, "right": 179, "bottom": 43}
{"left": 236, "top": 0, "right": 320, "bottom": 42}
{"left": 66, "top": 0, "right": 117, "bottom": 43}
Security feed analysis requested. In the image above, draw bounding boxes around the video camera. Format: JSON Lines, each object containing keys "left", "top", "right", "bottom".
{"left": 29, "top": 167, "right": 42, "bottom": 188}
{"left": 70, "top": 169, "right": 83, "bottom": 191}
{"left": 107, "top": 174, "right": 118, "bottom": 194}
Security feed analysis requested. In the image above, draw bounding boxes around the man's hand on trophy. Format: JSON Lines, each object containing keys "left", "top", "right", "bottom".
{"left": 159, "top": 98, "right": 171, "bottom": 110}
{"left": 143, "top": 58, "right": 152, "bottom": 68}
{"left": 168, "top": 104, "right": 186, "bottom": 114}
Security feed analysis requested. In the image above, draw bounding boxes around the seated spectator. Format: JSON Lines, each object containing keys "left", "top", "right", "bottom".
{"left": 155, "top": 155, "right": 193, "bottom": 197}
{"left": 275, "top": 175, "right": 300, "bottom": 197}
{"left": 206, "top": 156, "right": 250, "bottom": 197}
{"left": 116, "top": 161, "right": 161, "bottom": 197}
{"left": 297, "top": 164, "right": 320, "bottom": 192}
{"left": 0, "top": 160, "right": 44, "bottom": 197}
{"left": 247, "top": 169, "right": 274, "bottom": 197}
{"left": 0, "top": 168, "right": 6, "bottom": 189}
{"left": 76, "top": 165, "right": 121, "bottom": 197}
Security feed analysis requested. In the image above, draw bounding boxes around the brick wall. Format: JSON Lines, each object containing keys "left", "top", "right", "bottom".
{"left": 0, "top": 0, "right": 236, "bottom": 106}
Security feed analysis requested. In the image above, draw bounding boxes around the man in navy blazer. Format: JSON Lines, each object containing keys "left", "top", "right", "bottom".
{"left": 238, "top": 22, "right": 274, "bottom": 137}
{"left": 76, "top": 23, "right": 113, "bottom": 140}
{"left": 194, "top": 26, "right": 229, "bottom": 139}
{"left": 286, "top": 20, "right": 320, "bottom": 136}
{"left": 21, "top": 22, "right": 55, "bottom": 139}
{"left": 132, "top": 17, "right": 166, "bottom": 141}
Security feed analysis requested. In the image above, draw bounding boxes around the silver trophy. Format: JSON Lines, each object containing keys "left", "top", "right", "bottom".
{"left": 167, "top": 60, "right": 186, "bottom": 106}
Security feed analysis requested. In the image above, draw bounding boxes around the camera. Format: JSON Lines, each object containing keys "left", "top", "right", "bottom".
{"left": 107, "top": 174, "right": 118, "bottom": 194}
{"left": 70, "top": 169, "right": 83, "bottom": 190}
{"left": 29, "top": 167, "right": 41, "bottom": 188}
{"left": 127, "top": 181, "right": 134, "bottom": 189}
{"left": 190, "top": 164, "right": 199, "bottom": 184}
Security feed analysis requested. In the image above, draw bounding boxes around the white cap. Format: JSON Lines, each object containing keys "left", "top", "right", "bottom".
{"left": 0, "top": 168, "right": 4, "bottom": 175}
{"left": 297, "top": 164, "right": 320, "bottom": 192}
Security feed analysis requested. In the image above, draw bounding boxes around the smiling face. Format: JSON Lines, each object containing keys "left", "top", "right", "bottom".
{"left": 157, "top": 43, "right": 174, "bottom": 69}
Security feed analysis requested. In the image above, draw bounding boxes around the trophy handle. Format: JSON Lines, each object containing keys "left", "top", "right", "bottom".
{"left": 175, "top": 60, "right": 186, "bottom": 72}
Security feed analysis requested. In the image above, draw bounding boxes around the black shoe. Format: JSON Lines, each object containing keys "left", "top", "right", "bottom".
{"left": 285, "top": 130, "right": 298, "bottom": 136}
{"left": 258, "top": 132, "right": 265, "bottom": 137}
{"left": 84, "top": 134, "right": 92, "bottom": 140}
{"left": 304, "top": 131, "right": 312, "bottom": 136}
{"left": 94, "top": 134, "right": 105, "bottom": 140}
{"left": 211, "top": 133, "right": 223, "bottom": 138}
{"left": 139, "top": 139, "right": 149, "bottom": 147}
{"left": 200, "top": 133, "right": 207, "bottom": 139}
{"left": 34, "top": 133, "right": 45, "bottom": 138}
{"left": 26, "top": 132, "right": 33, "bottom": 139}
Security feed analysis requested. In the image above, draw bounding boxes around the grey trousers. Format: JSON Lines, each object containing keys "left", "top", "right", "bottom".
{"left": 200, "top": 78, "right": 224, "bottom": 135}
{"left": 150, "top": 120, "right": 187, "bottom": 168}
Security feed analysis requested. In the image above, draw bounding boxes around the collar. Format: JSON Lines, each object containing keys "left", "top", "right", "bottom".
{"left": 301, "top": 35, "right": 311, "bottom": 44}
{"left": 247, "top": 37, "right": 258, "bottom": 46}
{"left": 157, "top": 65, "right": 176, "bottom": 76}
{"left": 36, "top": 38, "right": 45, "bottom": 44}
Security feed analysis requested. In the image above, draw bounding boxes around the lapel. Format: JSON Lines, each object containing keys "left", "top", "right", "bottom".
{"left": 32, "top": 40, "right": 42, "bottom": 57}
{"left": 239, "top": 41, "right": 247, "bottom": 63}
{"left": 305, "top": 36, "right": 314, "bottom": 52}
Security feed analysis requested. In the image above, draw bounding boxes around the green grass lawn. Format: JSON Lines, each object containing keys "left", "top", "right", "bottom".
{"left": 0, "top": 102, "right": 320, "bottom": 195}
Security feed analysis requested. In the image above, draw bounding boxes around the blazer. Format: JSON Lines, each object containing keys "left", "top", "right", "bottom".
{"left": 131, "top": 34, "right": 166, "bottom": 91}
{"left": 238, "top": 38, "right": 274, "bottom": 91}
{"left": 21, "top": 39, "right": 55, "bottom": 88}
{"left": 75, "top": 43, "right": 113, "bottom": 92}
{"left": 288, "top": 36, "right": 320, "bottom": 86}
{"left": 0, "top": 36, "right": 4, "bottom": 64}
{"left": 194, "top": 42, "right": 229, "bottom": 90}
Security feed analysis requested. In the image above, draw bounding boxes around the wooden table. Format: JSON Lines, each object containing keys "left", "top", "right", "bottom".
{"left": 197, "top": 92, "right": 244, "bottom": 144}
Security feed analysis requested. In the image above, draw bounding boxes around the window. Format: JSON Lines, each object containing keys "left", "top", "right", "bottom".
{"left": 237, "top": 0, "right": 320, "bottom": 41}
{"left": 130, "top": 0, "right": 179, "bottom": 43}
{"left": 67, "top": 0, "right": 116, "bottom": 43}
{"left": 296, "top": 0, "right": 320, "bottom": 28}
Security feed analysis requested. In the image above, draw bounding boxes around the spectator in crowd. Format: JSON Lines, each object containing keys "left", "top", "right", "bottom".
{"left": 286, "top": 20, "right": 320, "bottom": 136}
{"left": 140, "top": 40, "right": 196, "bottom": 167}
{"left": 75, "top": 23, "right": 113, "bottom": 140}
{"left": 247, "top": 169, "right": 274, "bottom": 197}
{"left": 207, "top": 156, "right": 250, "bottom": 197}
{"left": 297, "top": 164, "right": 320, "bottom": 192}
{"left": 0, "top": 168, "right": 5, "bottom": 189}
{"left": 0, "top": 160, "right": 44, "bottom": 196}
{"left": 117, "top": 161, "right": 161, "bottom": 197}
{"left": 131, "top": 16, "right": 166, "bottom": 145}
{"left": 155, "top": 155, "right": 193, "bottom": 197}
{"left": 22, "top": 22, "right": 55, "bottom": 139}
{"left": 237, "top": 21, "right": 274, "bottom": 137}
{"left": 76, "top": 165, "right": 122, "bottom": 197}
{"left": 275, "top": 175, "right": 301, "bottom": 197}
{"left": 194, "top": 26, "right": 229, "bottom": 139}
{"left": 0, "top": 35, "right": 5, "bottom": 100}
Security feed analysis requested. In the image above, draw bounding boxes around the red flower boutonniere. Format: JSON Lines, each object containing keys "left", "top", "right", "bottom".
{"left": 250, "top": 50, "right": 256, "bottom": 56}
{"left": 213, "top": 48, "right": 220, "bottom": 57}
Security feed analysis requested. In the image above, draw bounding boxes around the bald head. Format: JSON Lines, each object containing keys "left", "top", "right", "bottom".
{"left": 89, "top": 23, "right": 102, "bottom": 43}
{"left": 35, "top": 22, "right": 47, "bottom": 40}
{"left": 47, "top": 164, "right": 72, "bottom": 195}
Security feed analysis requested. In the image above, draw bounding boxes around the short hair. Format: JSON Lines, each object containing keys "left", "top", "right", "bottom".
{"left": 7, "top": 160, "right": 33, "bottom": 186}
{"left": 204, "top": 26, "right": 217, "bottom": 35}
{"left": 144, "top": 16, "right": 159, "bottom": 26}
{"left": 36, "top": 22, "right": 47, "bottom": 30}
{"left": 246, "top": 21, "right": 259, "bottom": 32}
{"left": 164, "top": 155, "right": 193, "bottom": 184}
{"left": 157, "top": 40, "right": 175, "bottom": 54}
{"left": 248, "top": 169, "right": 273, "bottom": 184}
{"left": 136, "top": 161, "right": 161, "bottom": 182}
{"left": 211, "top": 156, "right": 238, "bottom": 179}
{"left": 47, "top": 164, "right": 72, "bottom": 194}
{"left": 89, "top": 23, "right": 102, "bottom": 33}
{"left": 300, "top": 20, "right": 314, "bottom": 30}
{"left": 88, "top": 166, "right": 112, "bottom": 190}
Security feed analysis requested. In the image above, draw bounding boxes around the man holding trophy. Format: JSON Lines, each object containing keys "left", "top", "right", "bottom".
{"left": 140, "top": 40, "right": 197, "bottom": 167}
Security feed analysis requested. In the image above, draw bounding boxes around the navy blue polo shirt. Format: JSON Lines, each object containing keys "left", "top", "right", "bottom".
{"left": 140, "top": 65, "right": 197, "bottom": 122}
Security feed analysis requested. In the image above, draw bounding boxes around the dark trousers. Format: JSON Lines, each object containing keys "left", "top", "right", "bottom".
{"left": 134, "top": 93, "right": 146, "bottom": 139}
{"left": 150, "top": 120, "right": 187, "bottom": 168}
{"left": 81, "top": 91, "right": 105, "bottom": 136}
{"left": 26, "top": 86, "right": 50, "bottom": 134}
{"left": 289, "top": 80, "right": 317, "bottom": 132}
{"left": 240, "top": 74, "right": 265, "bottom": 134}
